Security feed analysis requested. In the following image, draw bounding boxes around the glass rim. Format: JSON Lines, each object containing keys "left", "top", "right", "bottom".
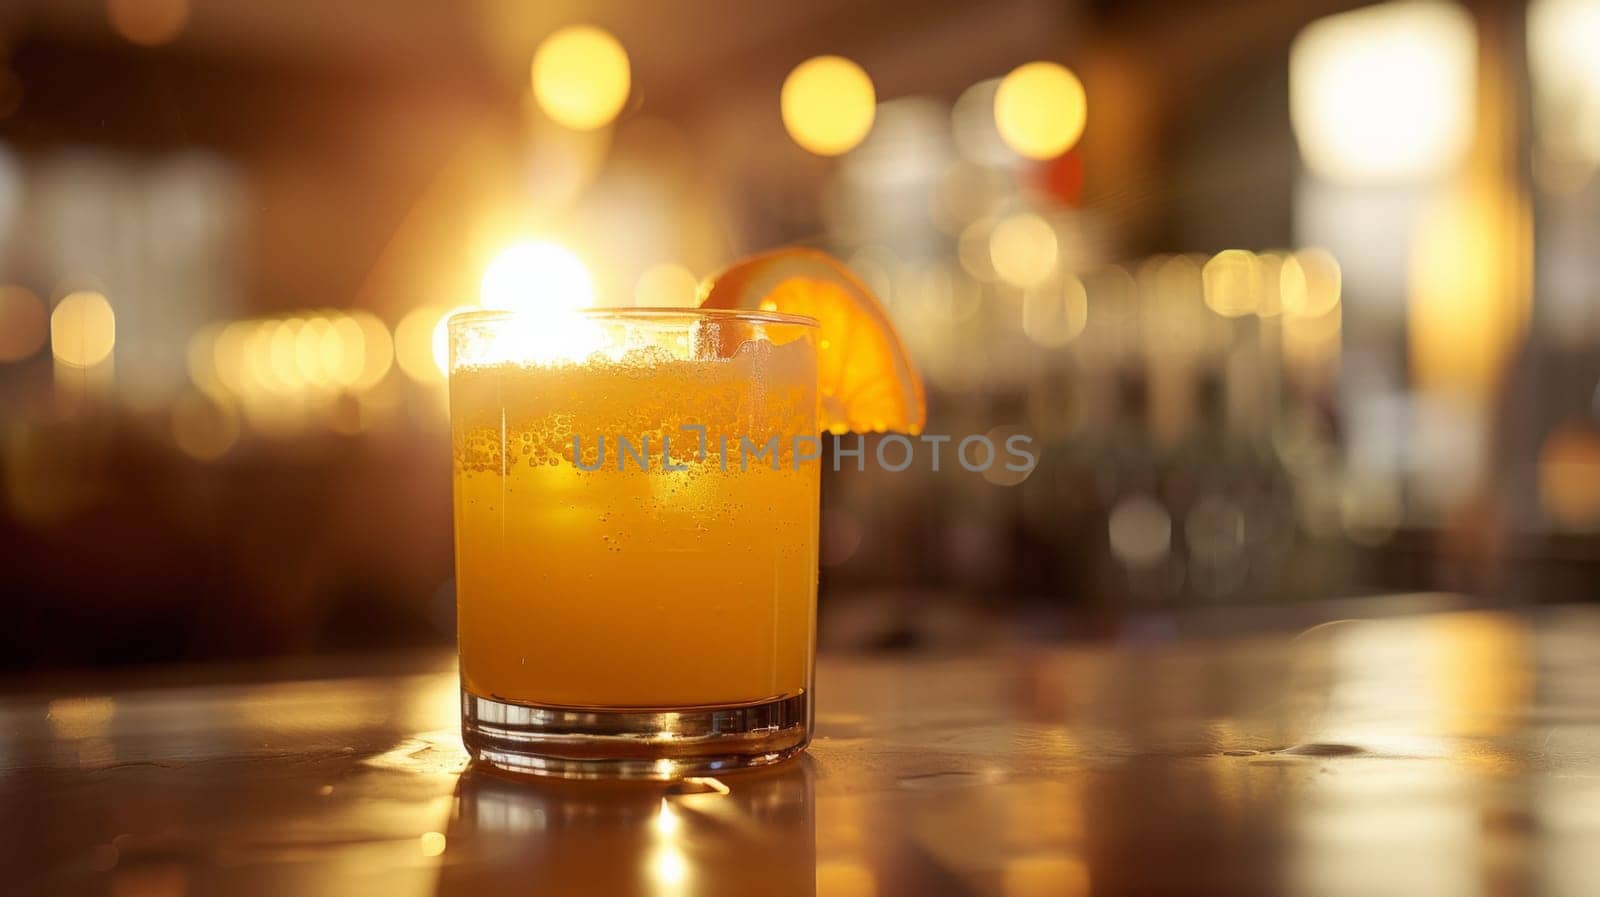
{"left": 448, "top": 306, "right": 819, "bottom": 331}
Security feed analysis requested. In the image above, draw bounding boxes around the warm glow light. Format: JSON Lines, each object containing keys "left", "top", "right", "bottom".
{"left": 781, "top": 56, "right": 876, "bottom": 156}
{"left": 634, "top": 263, "right": 698, "bottom": 307}
{"left": 395, "top": 306, "right": 450, "bottom": 383}
{"left": 952, "top": 79, "right": 1014, "bottom": 166}
{"left": 532, "top": 25, "right": 631, "bottom": 131}
{"left": 653, "top": 799, "right": 680, "bottom": 835}
{"left": 481, "top": 241, "right": 594, "bottom": 313}
{"left": 268, "top": 318, "right": 305, "bottom": 389}
{"left": 958, "top": 218, "right": 999, "bottom": 281}
{"left": 1023, "top": 275, "right": 1089, "bottom": 346}
{"left": 50, "top": 291, "right": 116, "bottom": 368}
{"left": 1003, "top": 854, "right": 1091, "bottom": 897}
{"left": 419, "top": 832, "right": 447, "bottom": 857}
{"left": 994, "top": 62, "right": 1087, "bottom": 160}
{"left": 106, "top": 0, "right": 189, "bottom": 47}
{"left": 1290, "top": 1, "right": 1476, "bottom": 183}
{"left": 1407, "top": 184, "right": 1532, "bottom": 401}
{"left": 295, "top": 316, "right": 335, "bottom": 388}
{"left": 1254, "top": 251, "right": 1289, "bottom": 317}
{"left": 1283, "top": 304, "right": 1342, "bottom": 372}
{"left": 433, "top": 307, "right": 481, "bottom": 375}
{"left": 347, "top": 311, "right": 393, "bottom": 390}
{"left": 1529, "top": 0, "right": 1600, "bottom": 164}
{"left": 466, "top": 243, "right": 607, "bottom": 367}
{"left": 0, "top": 285, "right": 47, "bottom": 362}
{"left": 1280, "top": 248, "right": 1342, "bottom": 318}
{"left": 187, "top": 323, "right": 224, "bottom": 396}
{"left": 1202, "top": 250, "right": 1262, "bottom": 318}
{"left": 650, "top": 846, "right": 688, "bottom": 888}
{"left": 990, "top": 212, "right": 1058, "bottom": 287}
{"left": 212, "top": 321, "right": 253, "bottom": 395}
{"left": 46, "top": 696, "right": 115, "bottom": 739}
{"left": 244, "top": 321, "right": 279, "bottom": 392}
{"left": 1539, "top": 425, "right": 1600, "bottom": 528}
{"left": 815, "top": 862, "right": 878, "bottom": 897}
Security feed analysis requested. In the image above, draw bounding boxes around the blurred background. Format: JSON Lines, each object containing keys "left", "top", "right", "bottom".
{"left": 2, "top": 0, "right": 1598, "bottom": 674}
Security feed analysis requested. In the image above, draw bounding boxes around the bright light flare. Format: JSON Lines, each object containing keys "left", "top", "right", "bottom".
{"left": 458, "top": 242, "right": 606, "bottom": 368}
{"left": 480, "top": 241, "right": 594, "bottom": 314}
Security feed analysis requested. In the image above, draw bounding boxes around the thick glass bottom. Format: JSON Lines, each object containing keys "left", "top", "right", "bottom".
{"left": 461, "top": 689, "right": 811, "bottom": 780}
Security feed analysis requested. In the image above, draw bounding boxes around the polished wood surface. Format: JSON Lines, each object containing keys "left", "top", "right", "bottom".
{"left": 4, "top": 607, "right": 1598, "bottom": 896}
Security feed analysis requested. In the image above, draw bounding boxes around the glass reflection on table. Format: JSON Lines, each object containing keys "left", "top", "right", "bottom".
{"left": 435, "top": 756, "right": 815, "bottom": 897}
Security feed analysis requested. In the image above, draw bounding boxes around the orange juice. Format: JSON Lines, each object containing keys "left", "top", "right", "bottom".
{"left": 450, "top": 315, "right": 819, "bottom": 709}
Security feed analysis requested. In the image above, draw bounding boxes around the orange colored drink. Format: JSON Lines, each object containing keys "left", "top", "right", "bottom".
{"left": 449, "top": 309, "right": 819, "bottom": 777}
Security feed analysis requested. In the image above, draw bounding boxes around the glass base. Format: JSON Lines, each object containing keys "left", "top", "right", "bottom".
{"left": 461, "top": 689, "right": 810, "bottom": 780}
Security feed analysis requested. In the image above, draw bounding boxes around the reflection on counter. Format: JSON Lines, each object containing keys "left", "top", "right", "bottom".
{"left": 7, "top": 609, "right": 1600, "bottom": 895}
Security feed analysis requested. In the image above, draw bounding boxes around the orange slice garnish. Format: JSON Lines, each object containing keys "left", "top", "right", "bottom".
{"left": 698, "top": 248, "right": 926, "bottom": 435}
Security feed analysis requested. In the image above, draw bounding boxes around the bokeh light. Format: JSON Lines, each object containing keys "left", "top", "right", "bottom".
{"left": 347, "top": 311, "right": 394, "bottom": 390}
{"left": 1290, "top": 1, "right": 1476, "bottom": 183}
{"left": 268, "top": 318, "right": 305, "bottom": 390}
{"left": 1280, "top": 248, "right": 1342, "bottom": 317}
{"left": 395, "top": 306, "right": 450, "bottom": 383}
{"left": 958, "top": 218, "right": 999, "bottom": 282}
{"left": 634, "top": 263, "right": 698, "bottom": 307}
{"left": 1108, "top": 494, "right": 1172, "bottom": 568}
{"left": 187, "top": 323, "right": 225, "bottom": 397}
{"left": 951, "top": 79, "right": 1014, "bottom": 166}
{"left": 1539, "top": 425, "right": 1600, "bottom": 528}
{"left": 531, "top": 25, "right": 631, "bottom": 131}
{"left": 1202, "top": 250, "right": 1262, "bottom": 318}
{"left": 212, "top": 321, "right": 253, "bottom": 395}
{"left": 1529, "top": 0, "right": 1600, "bottom": 165}
{"left": 994, "top": 62, "right": 1087, "bottom": 160}
{"left": 846, "top": 245, "right": 899, "bottom": 304}
{"left": 1254, "top": 251, "right": 1289, "bottom": 317}
{"left": 171, "top": 390, "right": 240, "bottom": 462}
{"left": 106, "top": 0, "right": 189, "bottom": 47}
{"left": 990, "top": 212, "right": 1058, "bottom": 287}
{"left": 781, "top": 56, "right": 876, "bottom": 157}
{"left": 1022, "top": 274, "right": 1089, "bottom": 346}
{"left": 193, "top": 310, "right": 394, "bottom": 401}
{"left": 50, "top": 291, "right": 116, "bottom": 368}
{"left": 480, "top": 241, "right": 595, "bottom": 313}
{"left": 0, "top": 285, "right": 47, "bottom": 362}
{"left": 982, "top": 425, "right": 1037, "bottom": 486}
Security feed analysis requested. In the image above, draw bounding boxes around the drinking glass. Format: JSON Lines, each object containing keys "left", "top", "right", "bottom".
{"left": 448, "top": 308, "right": 819, "bottom": 778}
